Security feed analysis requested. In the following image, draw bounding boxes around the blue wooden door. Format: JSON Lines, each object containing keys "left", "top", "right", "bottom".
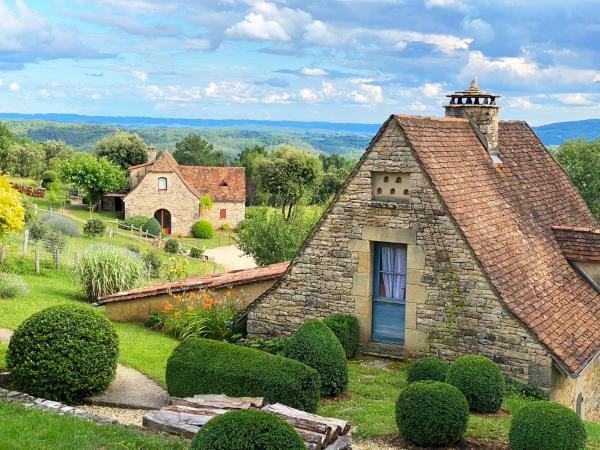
{"left": 372, "top": 243, "right": 407, "bottom": 344}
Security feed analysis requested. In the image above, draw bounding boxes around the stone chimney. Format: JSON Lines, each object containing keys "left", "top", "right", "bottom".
{"left": 445, "top": 78, "right": 500, "bottom": 155}
{"left": 147, "top": 146, "right": 157, "bottom": 163}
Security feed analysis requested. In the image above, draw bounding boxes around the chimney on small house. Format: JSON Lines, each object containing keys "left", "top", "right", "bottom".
{"left": 445, "top": 78, "right": 501, "bottom": 155}
{"left": 147, "top": 146, "right": 157, "bottom": 163}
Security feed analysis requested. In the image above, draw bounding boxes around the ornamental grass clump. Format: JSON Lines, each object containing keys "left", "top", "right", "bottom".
{"left": 75, "top": 244, "right": 145, "bottom": 300}
{"left": 0, "top": 273, "right": 28, "bottom": 299}
{"left": 43, "top": 214, "right": 80, "bottom": 237}
{"left": 509, "top": 401, "right": 586, "bottom": 450}
{"left": 161, "top": 290, "right": 239, "bottom": 341}
{"left": 7, "top": 304, "right": 118, "bottom": 403}
{"left": 191, "top": 409, "right": 305, "bottom": 450}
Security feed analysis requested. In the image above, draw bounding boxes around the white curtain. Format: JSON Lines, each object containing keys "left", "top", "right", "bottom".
{"left": 381, "top": 246, "right": 407, "bottom": 300}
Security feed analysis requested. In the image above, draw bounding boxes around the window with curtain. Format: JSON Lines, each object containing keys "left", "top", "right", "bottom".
{"left": 376, "top": 245, "right": 407, "bottom": 301}
{"left": 158, "top": 177, "right": 167, "bottom": 191}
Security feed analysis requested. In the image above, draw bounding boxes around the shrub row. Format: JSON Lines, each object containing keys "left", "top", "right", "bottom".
{"left": 166, "top": 337, "right": 320, "bottom": 412}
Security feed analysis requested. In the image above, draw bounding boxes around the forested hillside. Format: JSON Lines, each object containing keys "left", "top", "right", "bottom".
{"left": 4, "top": 119, "right": 371, "bottom": 157}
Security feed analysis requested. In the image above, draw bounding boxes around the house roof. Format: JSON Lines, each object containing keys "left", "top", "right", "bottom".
{"left": 126, "top": 149, "right": 245, "bottom": 202}
{"left": 95, "top": 262, "right": 289, "bottom": 305}
{"left": 552, "top": 226, "right": 600, "bottom": 262}
{"left": 393, "top": 115, "right": 600, "bottom": 375}
{"left": 179, "top": 165, "right": 246, "bottom": 202}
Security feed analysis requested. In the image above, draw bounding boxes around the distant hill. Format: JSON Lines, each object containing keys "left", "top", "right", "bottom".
{"left": 532, "top": 119, "right": 600, "bottom": 145}
{"left": 1, "top": 112, "right": 599, "bottom": 154}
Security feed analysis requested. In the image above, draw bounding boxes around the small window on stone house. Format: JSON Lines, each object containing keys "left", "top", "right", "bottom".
{"left": 220, "top": 209, "right": 227, "bottom": 219}
{"left": 158, "top": 177, "right": 167, "bottom": 191}
{"left": 576, "top": 393, "right": 583, "bottom": 417}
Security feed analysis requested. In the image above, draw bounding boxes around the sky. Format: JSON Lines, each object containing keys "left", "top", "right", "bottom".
{"left": 0, "top": 0, "right": 600, "bottom": 125}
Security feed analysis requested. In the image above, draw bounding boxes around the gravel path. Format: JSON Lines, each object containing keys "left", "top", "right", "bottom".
{"left": 0, "top": 327, "right": 169, "bottom": 410}
{"left": 77, "top": 404, "right": 148, "bottom": 427}
{"left": 204, "top": 245, "right": 256, "bottom": 271}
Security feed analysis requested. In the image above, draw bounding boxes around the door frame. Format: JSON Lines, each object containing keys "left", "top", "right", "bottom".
{"left": 154, "top": 209, "right": 171, "bottom": 235}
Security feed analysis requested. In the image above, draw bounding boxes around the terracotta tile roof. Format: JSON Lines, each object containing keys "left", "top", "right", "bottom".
{"left": 146, "top": 150, "right": 202, "bottom": 198}
{"left": 552, "top": 226, "right": 600, "bottom": 262}
{"left": 179, "top": 166, "right": 246, "bottom": 202}
{"left": 127, "top": 161, "right": 153, "bottom": 171}
{"left": 96, "top": 262, "right": 289, "bottom": 305}
{"left": 395, "top": 115, "right": 600, "bottom": 374}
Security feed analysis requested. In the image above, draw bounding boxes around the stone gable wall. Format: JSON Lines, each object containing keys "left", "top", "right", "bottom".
{"left": 201, "top": 201, "right": 245, "bottom": 230}
{"left": 551, "top": 356, "right": 600, "bottom": 422}
{"left": 248, "top": 120, "right": 553, "bottom": 387}
{"left": 124, "top": 172, "right": 199, "bottom": 236}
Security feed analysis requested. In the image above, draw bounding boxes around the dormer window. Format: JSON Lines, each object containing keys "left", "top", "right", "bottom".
{"left": 158, "top": 177, "right": 167, "bottom": 191}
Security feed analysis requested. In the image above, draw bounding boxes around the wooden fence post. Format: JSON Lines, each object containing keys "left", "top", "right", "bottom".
{"left": 54, "top": 250, "right": 60, "bottom": 271}
{"left": 23, "top": 229, "right": 29, "bottom": 255}
{"left": 35, "top": 247, "right": 40, "bottom": 274}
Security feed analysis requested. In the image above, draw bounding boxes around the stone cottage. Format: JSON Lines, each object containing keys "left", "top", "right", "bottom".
{"left": 123, "top": 149, "right": 245, "bottom": 235}
{"left": 244, "top": 79, "right": 600, "bottom": 421}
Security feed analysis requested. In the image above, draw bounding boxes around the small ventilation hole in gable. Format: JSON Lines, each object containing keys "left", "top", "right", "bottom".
{"left": 396, "top": 176, "right": 402, "bottom": 183}
{"left": 220, "top": 180, "right": 228, "bottom": 187}
{"left": 383, "top": 176, "right": 389, "bottom": 182}
{"left": 403, "top": 189, "right": 409, "bottom": 195}
{"left": 390, "top": 188, "right": 396, "bottom": 195}
{"left": 377, "top": 187, "right": 382, "bottom": 194}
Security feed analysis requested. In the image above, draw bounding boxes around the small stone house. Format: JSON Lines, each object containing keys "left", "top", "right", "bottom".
{"left": 244, "top": 80, "right": 600, "bottom": 421}
{"left": 123, "top": 149, "right": 245, "bottom": 235}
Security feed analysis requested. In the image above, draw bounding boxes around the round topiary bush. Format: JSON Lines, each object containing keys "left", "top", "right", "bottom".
{"left": 509, "top": 401, "right": 586, "bottom": 450}
{"left": 164, "top": 238, "right": 180, "bottom": 254}
{"left": 41, "top": 170, "right": 58, "bottom": 188}
{"left": 74, "top": 244, "right": 146, "bottom": 300}
{"left": 407, "top": 356, "right": 449, "bottom": 383}
{"left": 323, "top": 314, "right": 360, "bottom": 359}
{"left": 190, "top": 409, "right": 305, "bottom": 450}
{"left": 142, "top": 217, "right": 162, "bottom": 237}
{"left": 396, "top": 381, "right": 469, "bottom": 447}
{"left": 284, "top": 319, "right": 348, "bottom": 396}
{"left": 6, "top": 304, "right": 119, "bottom": 403}
{"left": 190, "top": 247, "right": 204, "bottom": 259}
{"left": 446, "top": 355, "right": 505, "bottom": 412}
{"left": 192, "top": 220, "right": 215, "bottom": 239}
{"left": 120, "top": 215, "right": 148, "bottom": 230}
{"left": 83, "top": 218, "right": 106, "bottom": 238}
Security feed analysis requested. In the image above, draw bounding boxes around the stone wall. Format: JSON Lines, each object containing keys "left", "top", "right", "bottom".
{"left": 201, "top": 201, "right": 245, "bottom": 230}
{"left": 248, "top": 120, "right": 553, "bottom": 387}
{"left": 124, "top": 172, "right": 199, "bottom": 236}
{"left": 551, "top": 356, "right": 600, "bottom": 422}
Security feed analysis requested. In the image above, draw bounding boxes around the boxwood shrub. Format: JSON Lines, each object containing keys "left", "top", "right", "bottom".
{"left": 164, "top": 238, "right": 180, "bottom": 254}
{"left": 142, "top": 217, "right": 162, "bottom": 237}
{"left": 6, "top": 304, "right": 119, "bottom": 403}
{"left": 192, "top": 220, "right": 214, "bottom": 239}
{"left": 284, "top": 319, "right": 348, "bottom": 396}
{"left": 396, "top": 381, "right": 469, "bottom": 447}
{"left": 407, "top": 356, "right": 449, "bottom": 383}
{"left": 83, "top": 218, "right": 106, "bottom": 238}
{"left": 446, "top": 355, "right": 505, "bottom": 412}
{"left": 190, "top": 409, "right": 305, "bottom": 450}
{"left": 509, "top": 401, "right": 586, "bottom": 450}
{"left": 166, "top": 337, "right": 320, "bottom": 412}
{"left": 120, "top": 215, "right": 148, "bottom": 230}
{"left": 323, "top": 314, "right": 359, "bottom": 359}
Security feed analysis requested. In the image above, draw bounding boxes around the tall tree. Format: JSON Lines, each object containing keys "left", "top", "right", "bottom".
{"left": 2, "top": 141, "right": 46, "bottom": 179}
{"left": 255, "top": 145, "right": 322, "bottom": 219}
{"left": 59, "top": 154, "right": 126, "bottom": 205}
{"left": 173, "top": 134, "right": 226, "bottom": 166}
{"left": 555, "top": 137, "right": 600, "bottom": 221}
{"left": 233, "top": 145, "right": 267, "bottom": 204}
{"left": 41, "top": 140, "right": 74, "bottom": 170}
{"left": 96, "top": 132, "right": 147, "bottom": 169}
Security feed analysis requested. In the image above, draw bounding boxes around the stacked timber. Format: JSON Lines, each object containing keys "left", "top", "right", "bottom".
{"left": 143, "top": 394, "right": 352, "bottom": 450}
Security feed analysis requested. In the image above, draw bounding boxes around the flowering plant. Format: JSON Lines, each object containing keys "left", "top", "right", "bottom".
{"left": 161, "top": 289, "right": 239, "bottom": 340}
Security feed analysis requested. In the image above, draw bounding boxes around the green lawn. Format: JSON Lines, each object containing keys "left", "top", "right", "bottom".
{"left": 0, "top": 341, "right": 7, "bottom": 369}
{"left": 319, "top": 359, "right": 600, "bottom": 448}
{"left": 0, "top": 269, "right": 178, "bottom": 387}
{"left": 0, "top": 401, "right": 187, "bottom": 450}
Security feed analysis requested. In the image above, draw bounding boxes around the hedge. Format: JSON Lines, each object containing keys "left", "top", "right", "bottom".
{"left": 6, "top": 305, "right": 119, "bottom": 403}
{"left": 509, "top": 401, "right": 586, "bottom": 450}
{"left": 396, "top": 381, "right": 469, "bottom": 447}
{"left": 190, "top": 409, "right": 305, "bottom": 450}
{"left": 285, "top": 319, "right": 348, "bottom": 396}
{"left": 323, "top": 315, "right": 359, "bottom": 359}
{"left": 446, "top": 355, "right": 505, "bottom": 412}
{"left": 166, "top": 337, "right": 320, "bottom": 412}
{"left": 407, "top": 356, "right": 448, "bottom": 383}
{"left": 120, "top": 215, "right": 148, "bottom": 230}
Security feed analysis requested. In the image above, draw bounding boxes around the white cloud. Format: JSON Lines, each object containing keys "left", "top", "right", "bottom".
{"left": 0, "top": 80, "right": 3, "bottom": 87}
{"left": 89, "top": 93, "right": 102, "bottom": 100}
{"left": 351, "top": 83, "right": 383, "bottom": 104}
{"left": 303, "top": 20, "right": 339, "bottom": 46}
{"left": 132, "top": 70, "right": 148, "bottom": 82}
{"left": 225, "top": 12, "right": 290, "bottom": 41}
{"left": 507, "top": 96, "right": 539, "bottom": 110}
{"left": 9, "top": 82, "right": 20, "bottom": 91}
{"left": 422, "top": 82, "right": 443, "bottom": 98}
{"left": 552, "top": 93, "right": 593, "bottom": 106}
{"left": 376, "top": 30, "right": 473, "bottom": 54}
{"left": 425, "top": 0, "right": 469, "bottom": 10}
{"left": 204, "top": 82, "right": 218, "bottom": 97}
{"left": 262, "top": 92, "right": 291, "bottom": 104}
{"left": 299, "top": 87, "right": 318, "bottom": 102}
{"left": 409, "top": 101, "right": 428, "bottom": 111}
{"left": 301, "top": 67, "right": 327, "bottom": 76}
